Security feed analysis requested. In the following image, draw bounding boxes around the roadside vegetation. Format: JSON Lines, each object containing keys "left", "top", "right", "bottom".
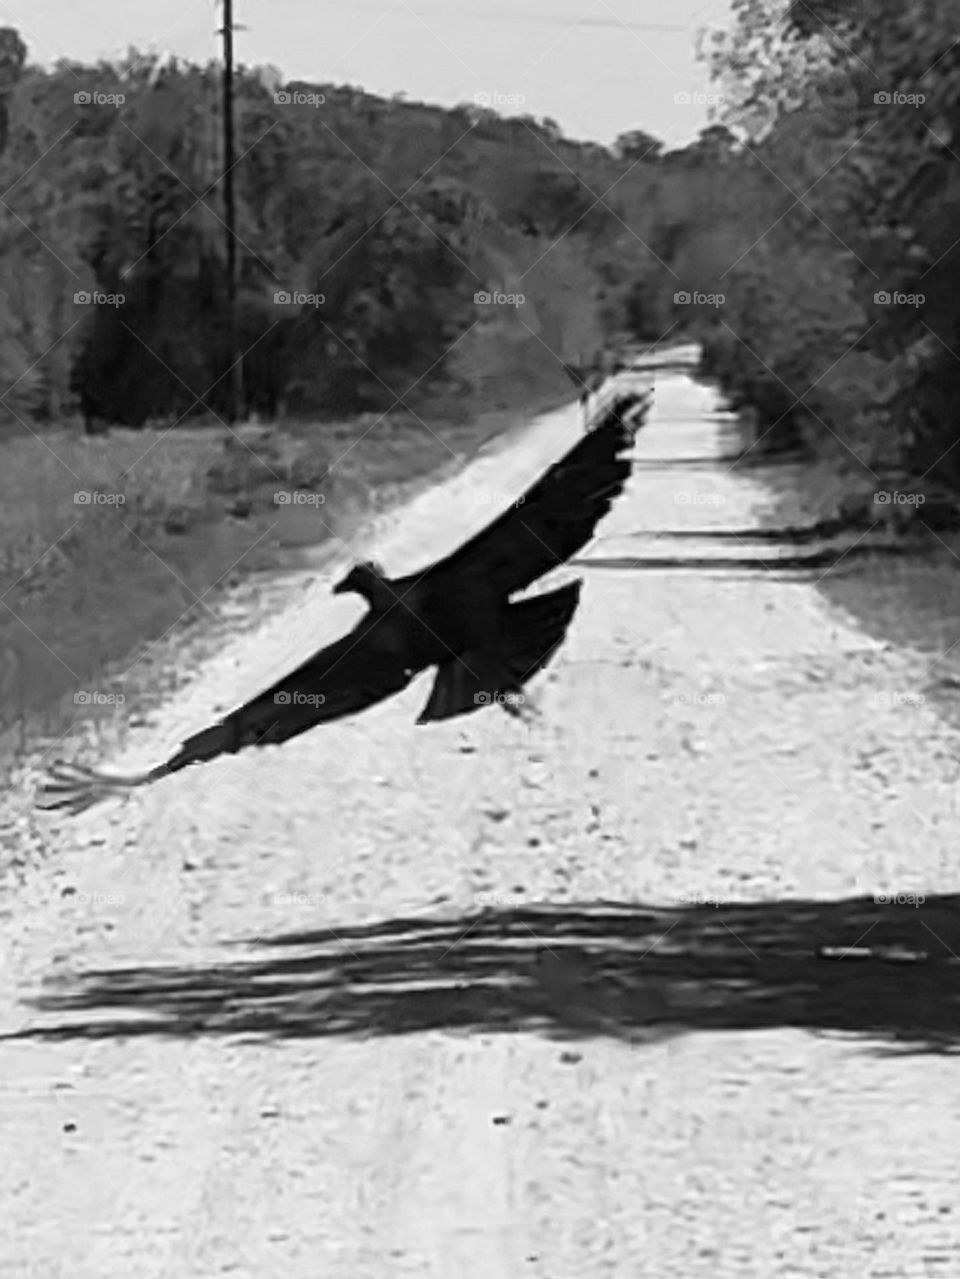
{"left": 677, "top": 0, "right": 960, "bottom": 674}
{"left": 669, "top": 0, "right": 958, "bottom": 488}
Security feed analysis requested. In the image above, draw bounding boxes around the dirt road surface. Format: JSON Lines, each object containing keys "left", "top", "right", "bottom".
{"left": 4, "top": 354, "right": 960, "bottom": 1277}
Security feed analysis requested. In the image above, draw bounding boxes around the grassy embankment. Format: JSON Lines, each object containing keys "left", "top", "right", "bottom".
{"left": 735, "top": 404, "right": 960, "bottom": 728}
{"left": 0, "top": 360, "right": 575, "bottom": 778}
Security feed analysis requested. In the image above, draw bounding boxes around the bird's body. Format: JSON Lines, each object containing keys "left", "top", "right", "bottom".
{"left": 39, "top": 388, "right": 651, "bottom": 816}
{"left": 393, "top": 567, "right": 509, "bottom": 661}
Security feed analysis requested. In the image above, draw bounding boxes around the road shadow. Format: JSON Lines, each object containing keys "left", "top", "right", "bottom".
{"left": 573, "top": 546, "right": 915, "bottom": 574}
{"left": 12, "top": 895, "right": 960, "bottom": 1055}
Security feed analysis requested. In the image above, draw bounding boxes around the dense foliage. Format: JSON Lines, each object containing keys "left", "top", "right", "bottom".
{"left": 0, "top": 38, "right": 716, "bottom": 430}
{"left": 7, "top": 9, "right": 946, "bottom": 478}
{"left": 680, "top": 0, "right": 960, "bottom": 481}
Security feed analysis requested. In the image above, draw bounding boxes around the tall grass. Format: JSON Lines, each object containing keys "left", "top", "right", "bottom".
{"left": 0, "top": 358, "right": 575, "bottom": 777}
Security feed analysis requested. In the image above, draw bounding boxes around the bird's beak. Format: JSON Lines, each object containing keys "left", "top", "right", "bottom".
{"left": 332, "top": 578, "right": 348, "bottom": 595}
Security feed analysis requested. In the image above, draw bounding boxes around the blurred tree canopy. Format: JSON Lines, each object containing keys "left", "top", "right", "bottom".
{"left": 682, "top": 0, "right": 960, "bottom": 480}
{"left": 5, "top": 5, "right": 950, "bottom": 485}
{"left": 0, "top": 44, "right": 675, "bottom": 430}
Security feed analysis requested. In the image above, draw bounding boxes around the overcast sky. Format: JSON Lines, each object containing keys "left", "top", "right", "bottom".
{"left": 20, "top": 0, "right": 731, "bottom": 148}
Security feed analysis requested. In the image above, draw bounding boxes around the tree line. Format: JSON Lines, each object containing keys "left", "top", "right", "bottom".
{"left": 0, "top": 34, "right": 726, "bottom": 432}
{"left": 672, "top": 0, "right": 960, "bottom": 485}
{"left": 4, "top": 5, "right": 945, "bottom": 490}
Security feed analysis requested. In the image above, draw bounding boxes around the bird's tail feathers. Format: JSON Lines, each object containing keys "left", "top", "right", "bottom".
{"left": 499, "top": 579, "right": 582, "bottom": 685}
{"left": 417, "top": 580, "right": 582, "bottom": 724}
{"left": 415, "top": 652, "right": 508, "bottom": 723}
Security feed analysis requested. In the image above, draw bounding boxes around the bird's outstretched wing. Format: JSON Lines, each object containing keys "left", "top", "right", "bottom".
{"left": 37, "top": 615, "right": 418, "bottom": 816}
{"left": 418, "top": 391, "right": 645, "bottom": 597}
{"left": 165, "top": 621, "right": 419, "bottom": 762}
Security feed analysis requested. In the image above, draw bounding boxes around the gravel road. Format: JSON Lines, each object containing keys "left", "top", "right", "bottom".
{"left": 3, "top": 354, "right": 960, "bottom": 1277}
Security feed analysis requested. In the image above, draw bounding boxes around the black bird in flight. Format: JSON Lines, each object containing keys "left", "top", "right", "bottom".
{"left": 39, "top": 390, "right": 650, "bottom": 816}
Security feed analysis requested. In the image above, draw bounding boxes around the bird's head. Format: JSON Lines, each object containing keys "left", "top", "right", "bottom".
{"left": 332, "top": 559, "right": 386, "bottom": 601}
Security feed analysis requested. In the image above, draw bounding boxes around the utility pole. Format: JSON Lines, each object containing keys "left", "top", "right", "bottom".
{"left": 219, "top": 0, "right": 244, "bottom": 421}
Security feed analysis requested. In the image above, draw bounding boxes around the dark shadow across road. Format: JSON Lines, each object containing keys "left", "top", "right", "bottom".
{"left": 12, "top": 895, "right": 960, "bottom": 1056}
